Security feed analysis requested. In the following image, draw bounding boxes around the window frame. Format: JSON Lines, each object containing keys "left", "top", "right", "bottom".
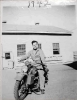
{"left": 17, "top": 44, "right": 26, "bottom": 57}
{"left": 38, "top": 43, "right": 42, "bottom": 49}
{"left": 53, "top": 43, "right": 60, "bottom": 55}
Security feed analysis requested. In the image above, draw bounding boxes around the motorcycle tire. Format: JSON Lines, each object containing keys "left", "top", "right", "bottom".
{"left": 14, "top": 80, "right": 28, "bottom": 100}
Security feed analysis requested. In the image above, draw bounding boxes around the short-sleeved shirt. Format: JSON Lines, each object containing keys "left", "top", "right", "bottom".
{"left": 23, "top": 49, "right": 45, "bottom": 66}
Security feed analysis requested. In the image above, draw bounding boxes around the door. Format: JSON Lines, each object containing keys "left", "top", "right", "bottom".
{"left": 2, "top": 51, "right": 14, "bottom": 69}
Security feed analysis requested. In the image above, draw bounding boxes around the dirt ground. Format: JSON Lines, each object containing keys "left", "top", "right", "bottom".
{"left": 2, "top": 64, "right": 77, "bottom": 100}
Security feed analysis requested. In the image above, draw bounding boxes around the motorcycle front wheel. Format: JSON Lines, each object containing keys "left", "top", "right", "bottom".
{"left": 14, "top": 79, "right": 28, "bottom": 100}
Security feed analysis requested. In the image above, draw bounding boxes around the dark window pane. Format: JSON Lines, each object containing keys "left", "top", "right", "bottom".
{"left": 53, "top": 51, "right": 59, "bottom": 54}
{"left": 53, "top": 49, "right": 59, "bottom": 51}
{"left": 5, "top": 53, "right": 10, "bottom": 59}
{"left": 17, "top": 44, "right": 26, "bottom": 57}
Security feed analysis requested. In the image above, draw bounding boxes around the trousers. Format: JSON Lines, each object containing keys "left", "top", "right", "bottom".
{"left": 26, "top": 65, "right": 45, "bottom": 90}
{"left": 38, "top": 69, "right": 45, "bottom": 90}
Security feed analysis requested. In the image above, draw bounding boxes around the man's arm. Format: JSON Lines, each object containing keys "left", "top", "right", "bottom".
{"left": 19, "top": 51, "right": 31, "bottom": 62}
{"left": 39, "top": 49, "right": 46, "bottom": 64}
{"left": 40, "top": 49, "right": 49, "bottom": 72}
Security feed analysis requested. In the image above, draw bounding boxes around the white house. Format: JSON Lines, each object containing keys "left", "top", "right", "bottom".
{"left": 1, "top": 3, "right": 77, "bottom": 69}
{"left": 1, "top": 24, "right": 73, "bottom": 68}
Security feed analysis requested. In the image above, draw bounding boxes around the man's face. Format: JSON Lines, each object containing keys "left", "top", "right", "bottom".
{"left": 32, "top": 42, "right": 39, "bottom": 50}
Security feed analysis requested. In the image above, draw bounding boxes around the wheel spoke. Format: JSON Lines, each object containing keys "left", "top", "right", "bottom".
{"left": 14, "top": 78, "right": 28, "bottom": 100}
{"left": 18, "top": 84, "right": 28, "bottom": 97}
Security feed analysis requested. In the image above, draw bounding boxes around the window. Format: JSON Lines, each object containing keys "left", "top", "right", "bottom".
{"left": 38, "top": 43, "right": 41, "bottom": 49}
{"left": 53, "top": 43, "right": 60, "bottom": 54}
{"left": 17, "top": 44, "right": 26, "bottom": 57}
{"left": 5, "top": 52, "right": 11, "bottom": 59}
{"left": 73, "top": 51, "right": 77, "bottom": 61}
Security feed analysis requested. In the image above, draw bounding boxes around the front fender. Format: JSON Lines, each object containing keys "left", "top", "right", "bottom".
{"left": 15, "top": 72, "right": 27, "bottom": 81}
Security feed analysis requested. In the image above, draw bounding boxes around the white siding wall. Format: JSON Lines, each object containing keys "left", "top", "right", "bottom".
{"left": 2, "top": 35, "right": 73, "bottom": 68}
{"left": 72, "top": 29, "right": 77, "bottom": 52}
{"left": 71, "top": 4, "right": 77, "bottom": 59}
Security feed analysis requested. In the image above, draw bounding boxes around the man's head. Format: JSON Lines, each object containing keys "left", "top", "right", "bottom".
{"left": 31, "top": 40, "right": 39, "bottom": 50}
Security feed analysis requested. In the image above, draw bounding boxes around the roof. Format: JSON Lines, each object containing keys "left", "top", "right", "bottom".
{"left": 2, "top": 24, "right": 72, "bottom": 35}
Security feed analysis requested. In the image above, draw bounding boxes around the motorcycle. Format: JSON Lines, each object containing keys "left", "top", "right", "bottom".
{"left": 14, "top": 60, "right": 41, "bottom": 100}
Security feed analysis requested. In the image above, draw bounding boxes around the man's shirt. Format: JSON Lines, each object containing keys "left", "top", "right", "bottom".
{"left": 21, "top": 49, "right": 45, "bottom": 65}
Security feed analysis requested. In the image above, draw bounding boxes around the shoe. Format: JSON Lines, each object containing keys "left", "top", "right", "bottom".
{"left": 28, "top": 90, "right": 32, "bottom": 94}
{"left": 28, "top": 88, "right": 32, "bottom": 94}
{"left": 45, "top": 80, "right": 48, "bottom": 84}
{"left": 41, "top": 89, "right": 45, "bottom": 94}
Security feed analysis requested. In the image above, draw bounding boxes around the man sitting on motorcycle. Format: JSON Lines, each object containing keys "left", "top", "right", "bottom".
{"left": 19, "top": 40, "right": 49, "bottom": 94}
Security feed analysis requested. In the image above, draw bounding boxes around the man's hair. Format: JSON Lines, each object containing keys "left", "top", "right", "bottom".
{"left": 31, "top": 40, "right": 38, "bottom": 45}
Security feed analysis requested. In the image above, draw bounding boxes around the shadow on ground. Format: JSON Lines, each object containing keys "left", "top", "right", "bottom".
{"left": 64, "top": 61, "right": 77, "bottom": 70}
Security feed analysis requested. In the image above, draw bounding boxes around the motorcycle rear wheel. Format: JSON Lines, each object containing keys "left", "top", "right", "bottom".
{"left": 14, "top": 80, "right": 28, "bottom": 100}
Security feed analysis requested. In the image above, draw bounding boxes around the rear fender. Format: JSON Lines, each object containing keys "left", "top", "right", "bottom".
{"left": 15, "top": 72, "right": 27, "bottom": 81}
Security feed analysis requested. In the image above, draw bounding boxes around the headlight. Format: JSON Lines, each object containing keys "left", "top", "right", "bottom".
{"left": 22, "top": 67, "right": 27, "bottom": 73}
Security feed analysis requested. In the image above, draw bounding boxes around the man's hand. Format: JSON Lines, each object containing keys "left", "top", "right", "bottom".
{"left": 42, "top": 64, "right": 49, "bottom": 73}
{"left": 18, "top": 59, "right": 22, "bottom": 62}
{"left": 45, "top": 67, "right": 49, "bottom": 73}
{"left": 31, "top": 61, "right": 36, "bottom": 66}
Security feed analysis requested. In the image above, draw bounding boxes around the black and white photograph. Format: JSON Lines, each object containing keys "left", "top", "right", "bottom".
{"left": 1, "top": 0, "right": 77, "bottom": 100}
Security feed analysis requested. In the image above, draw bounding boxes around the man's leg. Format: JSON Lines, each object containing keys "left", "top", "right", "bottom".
{"left": 38, "top": 70, "right": 45, "bottom": 94}
{"left": 42, "top": 65, "right": 49, "bottom": 84}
